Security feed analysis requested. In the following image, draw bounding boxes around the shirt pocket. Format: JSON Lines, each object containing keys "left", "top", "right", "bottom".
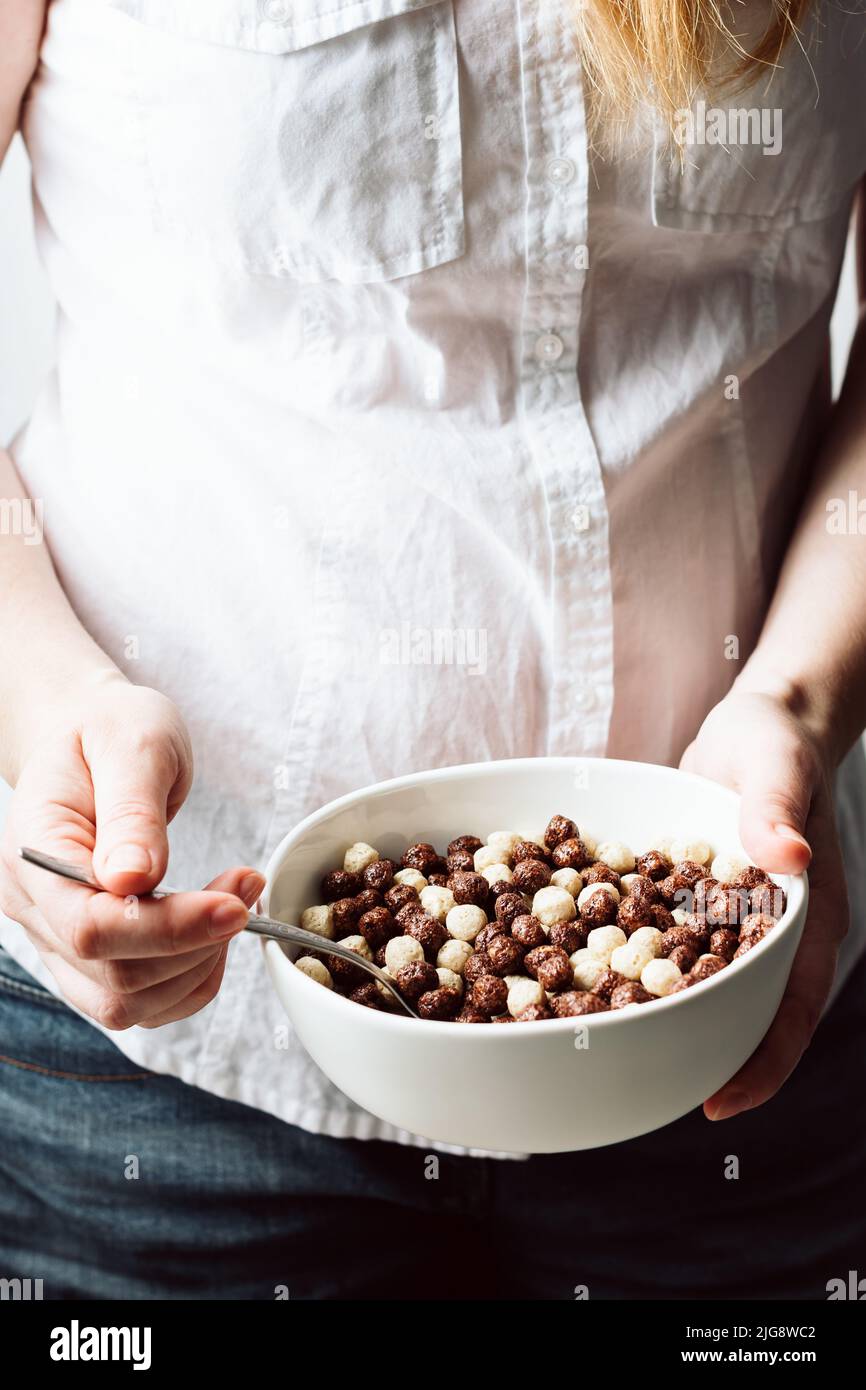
{"left": 650, "top": 9, "right": 866, "bottom": 234}
{"left": 109, "top": 0, "right": 464, "bottom": 282}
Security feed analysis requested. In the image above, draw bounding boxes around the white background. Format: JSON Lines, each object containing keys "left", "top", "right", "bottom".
{"left": 0, "top": 134, "right": 861, "bottom": 829}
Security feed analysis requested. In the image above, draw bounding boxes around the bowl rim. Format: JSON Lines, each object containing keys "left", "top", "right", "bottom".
{"left": 262, "top": 756, "right": 809, "bottom": 1040}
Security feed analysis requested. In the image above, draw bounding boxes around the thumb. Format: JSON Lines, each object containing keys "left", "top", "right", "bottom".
{"left": 738, "top": 760, "right": 814, "bottom": 877}
{"left": 90, "top": 737, "right": 182, "bottom": 894}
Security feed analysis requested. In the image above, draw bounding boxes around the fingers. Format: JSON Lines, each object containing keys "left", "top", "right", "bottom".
{"left": 737, "top": 749, "right": 815, "bottom": 875}
{"left": 89, "top": 733, "right": 181, "bottom": 894}
{"left": 138, "top": 946, "right": 230, "bottom": 1029}
{"left": 43, "top": 943, "right": 228, "bottom": 1030}
{"left": 71, "top": 887, "right": 249, "bottom": 961}
{"left": 204, "top": 865, "right": 265, "bottom": 906}
{"left": 705, "top": 791, "right": 849, "bottom": 1120}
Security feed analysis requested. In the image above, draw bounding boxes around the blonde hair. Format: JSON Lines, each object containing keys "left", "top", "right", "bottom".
{"left": 574, "top": 1, "right": 813, "bottom": 148}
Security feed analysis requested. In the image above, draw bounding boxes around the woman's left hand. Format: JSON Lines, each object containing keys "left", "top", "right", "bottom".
{"left": 679, "top": 687, "right": 849, "bottom": 1121}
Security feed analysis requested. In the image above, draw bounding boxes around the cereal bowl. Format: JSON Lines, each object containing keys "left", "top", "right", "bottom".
{"left": 262, "top": 758, "right": 808, "bottom": 1153}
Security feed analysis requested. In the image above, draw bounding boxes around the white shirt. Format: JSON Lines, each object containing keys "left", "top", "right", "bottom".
{"left": 3, "top": 0, "right": 866, "bottom": 1147}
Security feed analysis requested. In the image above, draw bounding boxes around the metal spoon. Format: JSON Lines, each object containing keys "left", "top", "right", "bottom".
{"left": 18, "top": 846, "right": 419, "bottom": 1019}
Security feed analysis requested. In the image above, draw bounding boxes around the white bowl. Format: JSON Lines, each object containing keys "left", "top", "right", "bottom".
{"left": 262, "top": 757, "right": 807, "bottom": 1153}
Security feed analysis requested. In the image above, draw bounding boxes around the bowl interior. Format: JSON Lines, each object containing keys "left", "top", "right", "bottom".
{"left": 263, "top": 758, "right": 801, "bottom": 999}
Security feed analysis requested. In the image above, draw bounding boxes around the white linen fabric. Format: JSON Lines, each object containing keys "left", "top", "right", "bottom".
{"left": 3, "top": 0, "right": 866, "bottom": 1147}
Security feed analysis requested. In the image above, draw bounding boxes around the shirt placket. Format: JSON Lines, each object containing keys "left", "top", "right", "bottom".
{"left": 516, "top": 0, "right": 614, "bottom": 757}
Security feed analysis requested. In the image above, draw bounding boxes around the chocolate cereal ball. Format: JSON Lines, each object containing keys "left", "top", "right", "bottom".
{"left": 617, "top": 896, "right": 654, "bottom": 936}
{"left": 634, "top": 851, "right": 671, "bottom": 882}
{"left": 402, "top": 842, "right": 442, "bottom": 875}
{"left": 321, "top": 868, "right": 362, "bottom": 902}
{"left": 463, "top": 951, "right": 493, "bottom": 985}
{"left": 552, "top": 837, "right": 591, "bottom": 871}
{"left": 536, "top": 949, "right": 572, "bottom": 992}
{"left": 395, "top": 960, "right": 439, "bottom": 1001}
{"left": 512, "top": 858, "right": 552, "bottom": 894}
{"left": 475, "top": 922, "right": 508, "bottom": 953}
{"left": 709, "top": 928, "right": 738, "bottom": 963}
{"left": 449, "top": 870, "right": 490, "bottom": 909}
{"left": 357, "top": 907, "right": 398, "bottom": 951}
{"left": 495, "top": 891, "right": 529, "bottom": 928}
{"left": 548, "top": 920, "right": 586, "bottom": 954}
{"left": 705, "top": 884, "right": 749, "bottom": 927}
{"left": 650, "top": 902, "right": 676, "bottom": 934}
{"left": 591, "top": 967, "right": 625, "bottom": 1001}
{"left": 355, "top": 887, "right": 385, "bottom": 914}
{"left": 544, "top": 814, "right": 579, "bottom": 850}
{"left": 511, "top": 914, "right": 547, "bottom": 950}
{"left": 349, "top": 982, "right": 389, "bottom": 1011}
{"left": 331, "top": 897, "right": 362, "bottom": 938}
{"left": 523, "top": 944, "right": 560, "bottom": 979}
{"left": 627, "top": 874, "right": 661, "bottom": 906}
{"left": 582, "top": 862, "right": 622, "bottom": 890}
{"left": 690, "top": 954, "right": 726, "bottom": 981}
{"left": 610, "top": 981, "right": 654, "bottom": 1008}
{"left": 446, "top": 849, "right": 475, "bottom": 874}
{"left": 384, "top": 883, "right": 418, "bottom": 914}
{"left": 447, "top": 835, "right": 483, "bottom": 857}
{"left": 404, "top": 913, "right": 448, "bottom": 961}
{"left": 513, "top": 839, "right": 552, "bottom": 865}
{"left": 732, "top": 866, "right": 771, "bottom": 892}
{"left": 362, "top": 858, "right": 396, "bottom": 892}
{"left": 551, "top": 990, "right": 609, "bottom": 1017}
{"left": 580, "top": 890, "right": 619, "bottom": 928}
{"left": 514, "top": 1003, "right": 555, "bottom": 1021}
{"left": 472, "top": 974, "right": 509, "bottom": 1017}
{"left": 668, "top": 943, "right": 698, "bottom": 973}
{"left": 487, "top": 934, "right": 526, "bottom": 977}
{"left": 418, "top": 987, "right": 462, "bottom": 1020}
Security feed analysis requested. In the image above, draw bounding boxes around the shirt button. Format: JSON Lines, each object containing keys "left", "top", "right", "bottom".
{"left": 571, "top": 504, "right": 590, "bottom": 533}
{"left": 261, "top": 0, "right": 291, "bottom": 21}
{"left": 573, "top": 685, "right": 596, "bottom": 713}
{"left": 534, "top": 332, "right": 564, "bottom": 365}
{"left": 546, "top": 156, "right": 575, "bottom": 187}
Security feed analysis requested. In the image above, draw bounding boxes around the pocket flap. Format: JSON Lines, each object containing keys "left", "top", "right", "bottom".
{"left": 110, "top": 0, "right": 447, "bottom": 54}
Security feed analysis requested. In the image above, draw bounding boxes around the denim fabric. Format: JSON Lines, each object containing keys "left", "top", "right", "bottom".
{"left": 1, "top": 946, "right": 864, "bottom": 1301}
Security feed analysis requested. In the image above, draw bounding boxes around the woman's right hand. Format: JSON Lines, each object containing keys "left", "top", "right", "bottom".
{"left": 0, "top": 675, "right": 264, "bottom": 1030}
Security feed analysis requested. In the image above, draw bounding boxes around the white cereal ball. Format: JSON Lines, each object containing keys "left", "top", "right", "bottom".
{"left": 620, "top": 873, "right": 642, "bottom": 896}
{"left": 394, "top": 867, "right": 428, "bottom": 892}
{"left": 474, "top": 845, "right": 503, "bottom": 872}
{"left": 339, "top": 934, "right": 373, "bottom": 961}
{"left": 532, "top": 885, "right": 577, "bottom": 927}
{"left": 641, "top": 957, "right": 683, "bottom": 997}
{"left": 577, "top": 881, "right": 621, "bottom": 911}
{"left": 710, "top": 852, "right": 749, "bottom": 884}
{"left": 593, "top": 841, "right": 635, "bottom": 874}
{"left": 445, "top": 903, "right": 488, "bottom": 942}
{"left": 437, "top": 938, "right": 473, "bottom": 974}
{"left": 670, "top": 837, "right": 712, "bottom": 866}
{"left": 578, "top": 828, "right": 598, "bottom": 860}
{"left": 384, "top": 934, "right": 424, "bottom": 973}
{"left": 570, "top": 948, "right": 605, "bottom": 990}
{"left": 343, "top": 842, "right": 379, "bottom": 874}
{"left": 436, "top": 967, "right": 464, "bottom": 995}
{"left": 300, "top": 904, "right": 335, "bottom": 940}
{"left": 610, "top": 936, "right": 659, "bottom": 981}
{"left": 480, "top": 862, "right": 513, "bottom": 886}
{"left": 420, "top": 884, "right": 456, "bottom": 922}
{"left": 504, "top": 974, "right": 526, "bottom": 989}
{"left": 629, "top": 926, "right": 664, "bottom": 955}
{"left": 550, "top": 867, "right": 583, "bottom": 897}
{"left": 671, "top": 907, "right": 691, "bottom": 927}
{"left": 294, "top": 956, "right": 333, "bottom": 989}
{"left": 647, "top": 834, "right": 675, "bottom": 858}
{"left": 507, "top": 977, "right": 545, "bottom": 1018}
{"left": 587, "top": 925, "right": 627, "bottom": 962}
{"left": 486, "top": 830, "right": 522, "bottom": 863}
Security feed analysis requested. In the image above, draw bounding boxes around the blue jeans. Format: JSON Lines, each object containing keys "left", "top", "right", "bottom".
{"left": 1, "top": 945, "right": 864, "bottom": 1300}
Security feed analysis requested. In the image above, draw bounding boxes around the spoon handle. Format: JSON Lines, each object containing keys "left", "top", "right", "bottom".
{"left": 17, "top": 846, "right": 418, "bottom": 1015}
